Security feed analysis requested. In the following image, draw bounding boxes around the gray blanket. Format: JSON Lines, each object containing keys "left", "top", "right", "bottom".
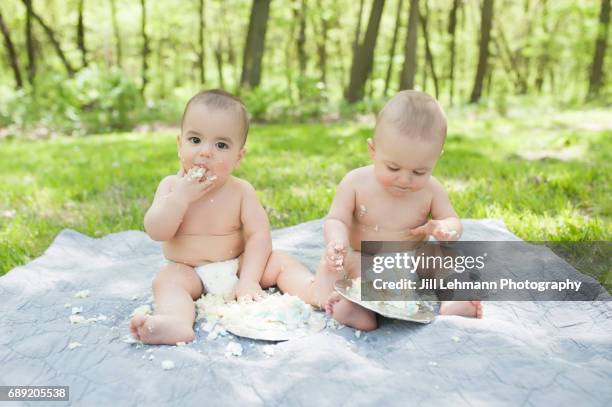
{"left": 1, "top": 219, "right": 610, "bottom": 406}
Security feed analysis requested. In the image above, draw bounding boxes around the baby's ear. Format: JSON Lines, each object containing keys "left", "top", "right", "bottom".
{"left": 367, "top": 138, "right": 376, "bottom": 159}
{"left": 236, "top": 147, "right": 247, "bottom": 166}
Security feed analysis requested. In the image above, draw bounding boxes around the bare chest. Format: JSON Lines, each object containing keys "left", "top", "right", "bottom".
{"left": 178, "top": 192, "right": 242, "bottom": 235}
{"left": 354, "top": 189, "right": 432, "bottom": 232}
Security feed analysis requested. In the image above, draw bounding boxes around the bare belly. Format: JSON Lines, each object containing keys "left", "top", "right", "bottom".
{"left": 349, "top": 220, "right": 426, "bottom": 252}
{"left": 163, "top": 232, "right": 244, "bottom": 267}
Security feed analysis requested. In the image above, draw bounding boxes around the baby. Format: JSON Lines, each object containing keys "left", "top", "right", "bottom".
{"left": 283, "top": 90, "right": 483, "bottom": 331}
{"left": 130, "top": 89, "right": 300, "bottom": 344}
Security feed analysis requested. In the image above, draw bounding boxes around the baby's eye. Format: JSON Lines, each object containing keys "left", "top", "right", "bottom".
{"left": 189, "top": 136, "right": 201, "bottom": 144}
{"left": 387, "top": 165, "right": 399, "bottom": 172}
{"left": 215, "top": 141, "right": 229, "bottom": 150}
{"left": 413, "top": 171, "right": 426, "bottom": 176}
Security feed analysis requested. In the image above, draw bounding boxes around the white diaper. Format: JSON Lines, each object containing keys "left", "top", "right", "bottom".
{"left": 195, "top": 258, "right": 239, "bottom": 300}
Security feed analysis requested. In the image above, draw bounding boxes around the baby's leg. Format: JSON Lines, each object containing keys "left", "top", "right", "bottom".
{"left": 129, "top": 262, "right": 203, "bottom": 344}
{"left": 259, "top": 250, "right": 325, "bottom": 304}
{"left": 440, "top": 301, "right": 483, "bottom": 318}
{"left": 413, "top": 245, "right": 483, "bottom": 319}
{"left": 325, "top": 292, "right": 377, "bottom": 331}
{"left": 260, "top": 249, "right": 350, "bottom": 308}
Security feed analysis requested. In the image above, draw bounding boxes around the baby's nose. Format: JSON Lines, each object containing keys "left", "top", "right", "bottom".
{"left": 397, "top": 172, "right": 412, "bottom": 187}
{"left": 199, "top": 142, "right": 213, "bottom": 156}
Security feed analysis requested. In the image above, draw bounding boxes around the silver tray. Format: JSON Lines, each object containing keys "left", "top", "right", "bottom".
{"left": 334, "top": 279, "right": 436, "bottom": 324}
{"left": 224, "top": 312, "right": 326, "bottom": 341}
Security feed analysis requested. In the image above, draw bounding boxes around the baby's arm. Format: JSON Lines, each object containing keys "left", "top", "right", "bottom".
{"left": 235, "top": 181, "right": 271, "bottom": 299}
{"left": 144, "top": 175, "right": 187, "bottom": 241}
{"left": 144, "top": 170, "right": 215, "bottom": 241}
{"left": 324, "top": 173, "right": 357, "bottom": 271}
{"left": 411, "top": 177, "right": 463, "bottom": 241}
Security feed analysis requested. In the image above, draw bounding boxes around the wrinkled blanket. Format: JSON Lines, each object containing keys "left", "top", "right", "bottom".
{"left": 1, "top": 219, "right": 610, "bottom": 406}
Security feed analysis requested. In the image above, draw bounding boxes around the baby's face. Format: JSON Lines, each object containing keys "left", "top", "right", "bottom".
{"left": 369, "top": 121, "right": 442, "bottom": 196}
{"left": 177, "top": 103, "right": 245, "bottom": 185}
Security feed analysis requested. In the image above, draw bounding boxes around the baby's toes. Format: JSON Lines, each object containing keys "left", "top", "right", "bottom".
{"left": 129, "top": 315, "right": 146, "bottom": 340}
{"left": 324, "top": 292, "right": 341, "bottom": 314}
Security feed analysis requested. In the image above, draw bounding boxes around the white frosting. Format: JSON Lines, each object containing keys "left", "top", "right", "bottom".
{"left": 225, "top": 341, "right": 243, "bottom": 357}
{"left": 196, "top": 292, "right": 317, "bottom": 338}
{"left": 161, "top": 360, "right": 175, "bottom": 370}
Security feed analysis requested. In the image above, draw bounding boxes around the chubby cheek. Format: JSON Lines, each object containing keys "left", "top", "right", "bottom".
{"left": 209, "top": 158, "right": 234, "bottom": 178}
{"left": 375, "top": 169, "right": 396, "bottom": 189}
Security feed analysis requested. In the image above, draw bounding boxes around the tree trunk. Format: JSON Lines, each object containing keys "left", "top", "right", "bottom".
{"left": 496, "top": 21, "right": 527, "bottom": 94}
{"left": 383, "top": 0, "right": 403, "bottom": 96}
{"left": 352, "top": 0, "right": 365, "bottom": 56}
{"left": 310, "top": 0, "right": 329, "bottom": 85}
{"left": 77, "top": 0, "right": 87, "bottom": 68}
{"left": 345, "top": 0, "right": 386, "bottom": 103}
{"left": 284, "top": 6, "right": 297, "bottom": 102}
{"left": 469, "top": 0, "right": 494, "bottom": 103}
{"left": 419, "top": 1, "right": 438, "bottom": 98}
{"left": 0, "top": 8, "right": 23, "bottom": 88}
{"left": 295, "top": 0, "right": 307, "bottom": 78}
{"left": 399, "top": 0, "right": 419, "bottom": 90}
{"left": 587, "top": 0, "right": 610, "bottom": 99}
{"left": 140, "top": 0, "right": 150, "bottom": 96}
{"left": 447, "top": 0, "right": 459, "bottom": 105}
{"left": 109, "top": 0, "right": 122, "bottom": 67}
{"left": 25, "top": 0, "right": 36, "bottom": 84}
{"left": 21, "top": 0, "right": 75, "bottom": 76}
{"left": 214, "top": 39, "right": 225, "bottom": 89}
{"left": 240, "top": 0, "right": 272, "bottom": 88}
{"left": 198, "top": 0, "right": 206, "bottom": 85}
{"left": 312, "top": 0, "right": 330, "bottom": 84}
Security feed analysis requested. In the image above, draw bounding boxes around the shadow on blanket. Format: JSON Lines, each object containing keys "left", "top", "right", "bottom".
{"left": 0, "top": 219, "right": 610, "bottom": 406}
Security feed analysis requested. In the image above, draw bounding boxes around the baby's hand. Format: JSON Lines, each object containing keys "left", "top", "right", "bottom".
{"left": 325, "top": 241, "right": 347, "bottom": 275}
{"left": 410, "top": 220, "right": 459, "bottom": 241}
{"left": 171, "top": 167, "right": 217, "bottom": 204}
{"left": 234, "top": 279, "right": 265, "bottom": 302}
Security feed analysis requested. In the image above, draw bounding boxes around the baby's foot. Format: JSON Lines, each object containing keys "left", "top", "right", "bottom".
{"left": 325, "top": 292, "right": 377, "bottom": 331}
{"left": 439, "top": 300, "right": 483, "bottom": 318}
{"left": 129, "top": 314, "right": 195, "bottom": 345}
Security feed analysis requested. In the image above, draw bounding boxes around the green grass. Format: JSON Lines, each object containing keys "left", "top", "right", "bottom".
{"left": 1, "top": 107, "right": 610, "bottom": 289}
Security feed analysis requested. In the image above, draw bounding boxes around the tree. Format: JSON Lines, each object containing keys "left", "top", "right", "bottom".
{"left": 345, "top": 0, "right": 386, "bottom": 103}
{"left": 240, "top": 0, "right": 272, "bottom": 88}
{"left": 469, "top": 0, "right": 494, "bottom": 103}
{"left": 587, "top": 0, "right": 610, "bottom": 99}
{"left": 21, "top": 0, "right": 75, "bottom": 76}
{"left": 310, "top": 0, "right": 330, "bottom": 85}
{"left": 0, "top": 7, "right": 23, "bottom": 88}
{"left": 77, "top": 0, "right": 87, "bottom": 67}
{"left": 25, "top": 0, "right": 36, "bottom": 84}
{"left": 419, "top": 1, "right": 438, "bottom": 98}
{"left": 140, "top": 0, "right": 150, "bottom": 95}
{"left": 295, "top": 0, "right": 307, "bottom": 79}
{"left": 198, "top": 0, "right": 206, "bottom": 85}
{"left": 447, "top": 0, "right": 460, "bottom": 105}
{"left": 383, "top": 0, "right": 403, "bottom": 96}
{"left": 109, "top": 0, "right": 122, "bottom": 67}
{"left": 399, "top": 0, "right": 419, "bottom": 90}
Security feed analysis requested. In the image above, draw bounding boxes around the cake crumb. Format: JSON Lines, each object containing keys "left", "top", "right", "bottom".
{"left": 225, "top": 341, "right": 243, "bottom": 357}
{"left": 74, "top": 290, "right": 90, "bottom": 299}
{"left": 161, "top": 360, "right": 175, "bottom": 370}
